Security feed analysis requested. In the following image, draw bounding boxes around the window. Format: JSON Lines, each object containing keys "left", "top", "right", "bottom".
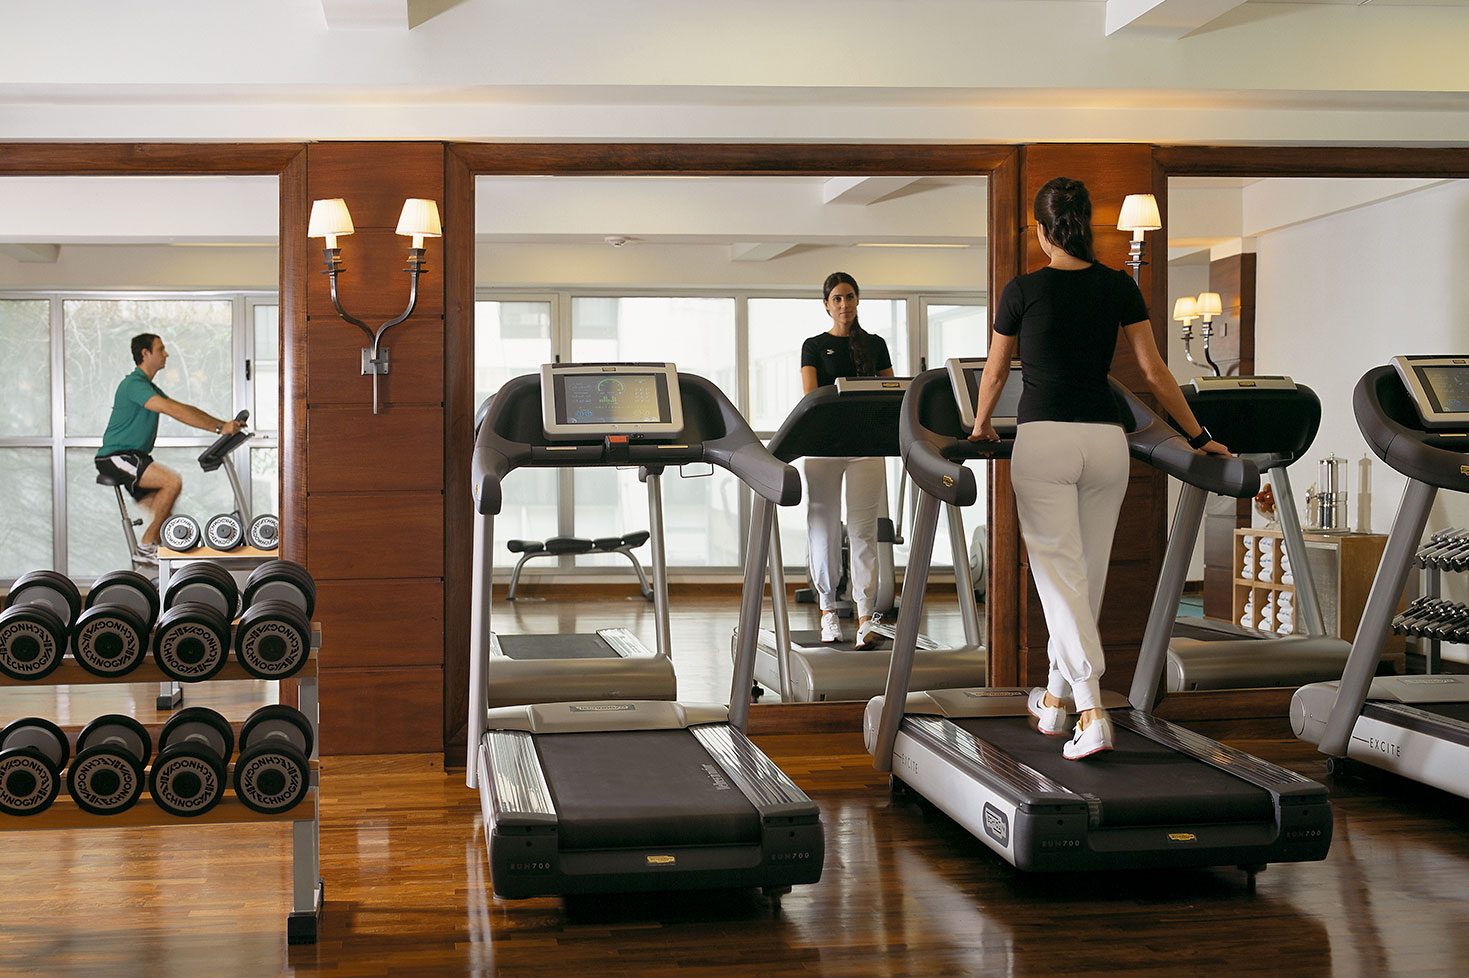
{"left": 0, "top": 292, "right": 271, "bottom": 582}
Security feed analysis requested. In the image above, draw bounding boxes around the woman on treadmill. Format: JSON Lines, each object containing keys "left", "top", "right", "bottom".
{"left": 969, "top": 179, "right": 1229, "bottom": 759}
{"left": 800, "top": 271, "right": 896, "bottom": 650}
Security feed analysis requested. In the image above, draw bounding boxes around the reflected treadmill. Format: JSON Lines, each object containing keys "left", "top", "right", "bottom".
{"left": 1163, "top": 376, "right": 1356, "bottom": 691}
{"left": 1294, "top": 357, "right": 1469, "bottom": 798}
{"left": 468, "top": 362, "right": 823, "bottom": 899}
{"left": 740, "top": 376, "right": 987, "bottom": 703}
{"left": 473, "top": 365, "right": 677, "bottom": 709}
{"left": 867, "top": 361, "right": 1332, "bottom": 882}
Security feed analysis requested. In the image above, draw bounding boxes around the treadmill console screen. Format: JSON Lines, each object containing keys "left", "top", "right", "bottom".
{"left": 1392, "top": 356, "right": 1469, "bottom": 430}
{"left": 946, "top": 358, "right": 1024, "bottom": 432}
{"left": 541, "top": 362, "right": 684, "bottom": 440}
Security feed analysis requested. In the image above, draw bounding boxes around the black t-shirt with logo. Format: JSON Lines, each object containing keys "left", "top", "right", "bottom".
{"left": 800, "top": 330, "right": 894, "bottom": 387}
{"left": 994, "top": 262, "right": 1149, "bottom": 425}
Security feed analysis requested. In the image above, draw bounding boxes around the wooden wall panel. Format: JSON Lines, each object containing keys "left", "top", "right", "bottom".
{"left": 1022, "top": 144, "right": 1155, "bottom": 227}
{"left": 306, "top": 407, "right": 445, "bottom": 492}
{"left": 307, "top": 492, "right": 445, "bottom": 580}
{"left": 314, "top": 580, "right": 444, "bottom": 669}
{"left": 317, "top": 666, "right": 443, "bottom": 754}
{"left": 307, "top": 142, "right": 447, "bottom": 228}
{"left": 306, "top": 318, "right": 446, "bottom": 406}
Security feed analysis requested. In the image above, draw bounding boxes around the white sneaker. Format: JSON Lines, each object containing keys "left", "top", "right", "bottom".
{"left": 854, "top": 618, "right": 882, "bottom": 651}
{"left": 820, "top": 611, "right": 843, "bottom": 643}
{"left": 1063, "top": 712, "right": 1115, "bottom": 761}
{"left": 1027, "top": 688, "right": 1071, "bottom": 736}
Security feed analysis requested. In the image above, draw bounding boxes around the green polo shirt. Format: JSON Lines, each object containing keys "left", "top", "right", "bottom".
{"left": 97, "top": 368, "right": 168, "bottom": 457}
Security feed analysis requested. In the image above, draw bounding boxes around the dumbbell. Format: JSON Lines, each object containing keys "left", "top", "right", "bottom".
{"left": 236, "top": 562, "right": 316, "bottom": 680}
{"left": 246, "top": 514, "right": 280, "bottom": 551}
{"left": 204, "top": 512, "right": 246, "bottom": 551}
{"left": 0, "top": 570, "right": 82, "bottom": 680}
{"left": 234, "top": 705, "right": 314, "bottom": 815}
{"left": 67, "top": 714, "right": 152, "bottom": 816}
{"left": 154, "top": 563, "right": 238, "bottom": 682}
{"left": 149, "top": 707, "right": 234, "bottom": 817}
{"left": 71, "top": 570, "right": 158, "bottom": 678}
{"left": 0, "top": 717, "right": 69, "bottom": 816}
{"left": 161, "top": 514, "right": 202, "bottom": 552}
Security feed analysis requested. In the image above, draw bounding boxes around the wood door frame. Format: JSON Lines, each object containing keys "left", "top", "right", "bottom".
{"left": 443, "top": 143, "right": 1022, "bottom": 755}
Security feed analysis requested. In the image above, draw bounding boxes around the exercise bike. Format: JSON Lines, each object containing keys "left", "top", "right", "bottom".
{"left": 159, "top": 410, "right": 279, "bottom": 552}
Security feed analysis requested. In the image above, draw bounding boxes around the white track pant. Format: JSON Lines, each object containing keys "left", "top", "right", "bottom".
{"left": 1011, "top": 422, "right": 1130, "bottom": 713}
{"left": 804, "top": 456, "right": 886, "bottom": 619}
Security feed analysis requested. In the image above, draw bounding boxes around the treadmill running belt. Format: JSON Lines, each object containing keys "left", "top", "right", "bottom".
{"left": 496, "top": 633, "right": 619, "bottom": 660}
{"left": 788, "top": 629, "right": 876, "bottom": 652}
{"left": 953, "top": 716, "right": 1274, "bottom": 828}
{"left": 535, "top": 730, "right": 761, "bottom": 850}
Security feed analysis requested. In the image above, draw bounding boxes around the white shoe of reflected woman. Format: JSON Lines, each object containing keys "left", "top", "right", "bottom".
{"left": 1062, "top": 712, "right": 1115, "bottom": 761}
{"left": 1027, "top": 688, "right": 1071, "bottom": 737}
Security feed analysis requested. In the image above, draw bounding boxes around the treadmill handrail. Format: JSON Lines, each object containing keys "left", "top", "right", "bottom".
{"left": 1355, "top": 365, "right": 1469, "bottom": 491}
{"left": 473, "top": 371, "right": 801, "bottom": 514}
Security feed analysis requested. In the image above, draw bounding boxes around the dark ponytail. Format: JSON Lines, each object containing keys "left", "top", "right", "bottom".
{"left": 1033, "top": 177, "right": 1095, "bottom": 263}
{"left": 822, "top": 271, "right": 874, "bottom": 376}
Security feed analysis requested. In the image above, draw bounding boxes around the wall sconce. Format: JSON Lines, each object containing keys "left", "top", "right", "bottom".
{"left": 1117, "top": 193, "right": 1162, "bottom": 283}
{"left": 1173, "top": 291, "right": 1223, "bottom": 377}
{"left": 308, "top": 196, "right": 442, "bottom": 414}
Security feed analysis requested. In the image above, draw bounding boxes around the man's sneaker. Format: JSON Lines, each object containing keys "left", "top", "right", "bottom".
{"left": 820, "top": 611, "right": 843, "bottom": 643}
{"left": 1062, "top": 712, "right": 1115, "bottom": 761}
{"left": 1027, "top": 688, "right": 1071, "bottom": 736}
{"left": 854, "top": 618, "right": 883, "bottom": 651}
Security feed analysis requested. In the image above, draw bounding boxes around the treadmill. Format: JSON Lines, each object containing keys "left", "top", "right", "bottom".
{"left": 1163, "top": 376, "right": 1356, "bottom": 691}
{"left": 474, "top": 366, "right": 676, "bottom": 709}
{"left": 468, "top": 362, "right": 824, "bottom": 899}
{"left": 740, "top": 376, "right": 986, "bottom": 702}
{"left": 1294, "top": 356, "right": 1469, "bottom": 796}
{"left": 866, "top": 360, "right": 1332, "bottom": 883}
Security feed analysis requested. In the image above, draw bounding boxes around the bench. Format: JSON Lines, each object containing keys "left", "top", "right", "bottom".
{"left": 505, "top": 531, "right": 653, "bottom": 601}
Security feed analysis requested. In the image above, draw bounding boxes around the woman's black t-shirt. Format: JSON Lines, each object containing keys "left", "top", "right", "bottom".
{"left": 993, "top": 263, "right": 1148, "bottom": 425}
{"left": 800, "top": 330, "right": 893, "bottom": 387}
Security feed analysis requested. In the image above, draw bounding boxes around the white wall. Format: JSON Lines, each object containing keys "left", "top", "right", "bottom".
{"left": 1255, "top": 180, "right": 1469, "bottom": 657}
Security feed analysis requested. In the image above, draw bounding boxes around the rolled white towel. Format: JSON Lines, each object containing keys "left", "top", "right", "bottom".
{"left": 1259, "top": 560, "right": 1274, "bottom": 583}
{"left": 1281, "top": 568, "right": 1294, "bottom": 584}
{"left": 1258, "top": 595, "right": 1276, "bottom": 631}
{"left": 1277, "top": 619, "right": 1294, "bottom": 635}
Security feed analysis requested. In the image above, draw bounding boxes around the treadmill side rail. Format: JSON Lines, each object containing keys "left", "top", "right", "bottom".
{"left": 692, "top": 724, "right": 821, "bottom": 820}
{"left": 482, "top": 731, "right": 558, "bottom": 827}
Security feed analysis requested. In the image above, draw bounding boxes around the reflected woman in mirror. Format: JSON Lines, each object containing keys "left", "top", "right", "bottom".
{"left": 800, "top": 272, "right": 896, "bottom": 650}
{"left": 969, "top": 178, "right": 1229, "bottom": 759}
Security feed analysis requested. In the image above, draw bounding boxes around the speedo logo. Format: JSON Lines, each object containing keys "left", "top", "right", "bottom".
{"left": 569, "top": 704, "right": 635, "bottom": 713}
{"left": 965, "top": 690, "right": 1025, "bottom": 698}
{"left": 1402, "top": 677, "right": 1460, "bottom": 685}
{"left": 701, "top": 764, "right": 731, "bottom": 791}
{"left": 982, "top": 803, "right": 1010, "bottom": 847}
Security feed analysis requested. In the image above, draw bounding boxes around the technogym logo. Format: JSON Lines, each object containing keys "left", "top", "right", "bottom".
{"left": 982, "top": 803, "right": 1009, "bottom": 847}
{"left": 569, "top": 704, "right": 635, "bottom": 713}
{"left": 701, "top": 764, "right": 732, "bottom": 791}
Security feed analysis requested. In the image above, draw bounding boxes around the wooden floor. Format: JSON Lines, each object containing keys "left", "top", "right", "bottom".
{"left": 4, "top": 594, "right": 1468, "bottom": 976}
{"left": 1, "top": 735, "right": 1467, "bottom": 977}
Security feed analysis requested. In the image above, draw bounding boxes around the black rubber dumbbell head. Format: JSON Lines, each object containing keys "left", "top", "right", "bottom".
{"left": 4, "top": 570, "right": 82, "bottom": 626}
{"left": 0, "top": 602, "right": 68, "bottom": 681}
{"left": 68, "top": 714, "right": 152, "bottom": 816}
{"left": 242, "top": 560, "right": 316, "bottom": 618}
{"left": 233, "top": 599, "right": 312, "bottom": 680}
{"left": 150, "top": 708, "right": 234, "bottom": 818}
{"left": 204, "top": 512, "right": 245, "bottom": 551}
{"left": 235, "top": 705, "right": 313, "bottom": 815}
{"left": 0, "top": 717, "right": 69, "bottom": 816}
{"left": 71, "top": 602, "right": 150, "bottom": 678}
{"left": 161, "top": 514, "right": 201, "bottom": 552}
{"left": 152, "top": 601, "right": 231, "bottom": 682}
{"left": 84, "top": 569, "right": 160, "bottom": 630}
{"left": 246, "top": 514, "right": 280, "bottom": 552}
{"left": 161, "top": 562, "right": 239, "bottom": 619}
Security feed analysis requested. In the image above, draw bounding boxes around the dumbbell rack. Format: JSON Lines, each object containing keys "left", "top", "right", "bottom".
{"left": 1404, "top": 527, "right": 1469, "bottom": 674}
{"left": 0, "top": 628, "right": 323, "bottom": 944}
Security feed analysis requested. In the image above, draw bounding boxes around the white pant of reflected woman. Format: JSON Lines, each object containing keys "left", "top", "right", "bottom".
{"left": 1011, "top": 422, "right": 1130, "bottom": 714}
{"left": 804, "top": 455, "right": 886, "bottom": 621}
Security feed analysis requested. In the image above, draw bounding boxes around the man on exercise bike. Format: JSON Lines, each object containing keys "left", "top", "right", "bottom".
{"left": 94, "top": 333, "right": 244, "bottom": 564}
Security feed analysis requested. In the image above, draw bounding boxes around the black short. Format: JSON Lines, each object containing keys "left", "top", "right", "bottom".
{"left": 95, "top": 452, "right": 155, "bottom": 502}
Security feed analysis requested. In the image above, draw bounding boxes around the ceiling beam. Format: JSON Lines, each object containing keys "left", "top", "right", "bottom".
{"left": 729, "top": 242, "right": 798, "bottom": 262}
{"left": 821, "top": 176, "right": 922, "bottom": 206}
{"left": 0, "top": 243, "right": 60, "bottom": 263}
{"left": 1105, "top": 0, "right": 1249, "bottom": 39}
